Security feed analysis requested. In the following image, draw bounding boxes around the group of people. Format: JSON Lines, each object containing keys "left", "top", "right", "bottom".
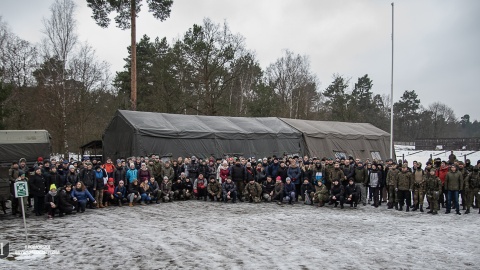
{"left": 5, "top": 152, "right": 479, "bottom": 219}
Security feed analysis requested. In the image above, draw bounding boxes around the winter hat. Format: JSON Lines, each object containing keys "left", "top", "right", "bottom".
{"left": 69, "top": 165, "right": 75, "bottom": 170}
{"left": 18, "top": 170, "right": 25, "bottom": 176}
{"left": 286, "top": 177, "right": 291, "bottom": 182}
{"left": 116, "top": 159, "right": 122, "bottom": 164}
{"left": 276, "top": 176, "right": 282, "bottom": 181}
{"left": 108, "top": 178, "right": 114, "bottom": 183}
{"left": 163, "top": 176, "right": 168, "bottom": 180}
{"left": 19, "top": 158, "right": 27, "bottom": 163}
{"left": 50, "top": 184, "right": 57, "bottom": 190}
{"left": 34, "top": 166, "right": 41, "bottom": 171}
{"left": 63, "top": 160, "right": 69, "bottom": 164}
{"left": 222, "top": 160, "right": 228, "bottom": 166}
{"left": 37, "top": 157, "right": 44, "bottom": 163}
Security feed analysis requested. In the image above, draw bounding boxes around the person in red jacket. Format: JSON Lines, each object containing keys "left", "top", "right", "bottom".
{"left": 103, "top": 178, "right": 116, "bottom": 207}
{"left": 436, "top": 161, "right": 449, "bottom": 208}
{"left": 102, "top": 157, "right": 115, "bottom": 178}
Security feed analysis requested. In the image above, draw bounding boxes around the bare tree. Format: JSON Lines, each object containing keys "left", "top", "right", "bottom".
{"left": 41, "top": 0, "right": 78, "bottom": 156}
{"left": 265, "top": 50, "right": 318, "bottom": 119}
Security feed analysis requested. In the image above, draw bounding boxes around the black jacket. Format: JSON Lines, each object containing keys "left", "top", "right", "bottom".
{"left": 29, "top": 173, "right": 46, "bottom": 196}
{"left": 230, "top": 164, "right": 245, "bottom": 182}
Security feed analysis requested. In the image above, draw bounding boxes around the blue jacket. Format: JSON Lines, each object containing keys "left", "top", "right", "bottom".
{"left": 71, "top": 188, "right": 95, "bottom": 203}
{"left": 114, "top": 185, "right": 127, "bottom": 198}
{"left": 267, "top": 163, "right": 279, "bottom": 178}
{"left": 126, "top": 169, "right": 138, "bottom": 184}
{"left": 287, "top": 166, "right": 302, "bottom": 184}
{"left": 284, "top": 182, "right": 296, "bottom": 194}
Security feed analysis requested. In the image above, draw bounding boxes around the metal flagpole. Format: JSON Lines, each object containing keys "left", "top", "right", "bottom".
{"left": 390, "top": 2, "right": 395, "bottom": 159}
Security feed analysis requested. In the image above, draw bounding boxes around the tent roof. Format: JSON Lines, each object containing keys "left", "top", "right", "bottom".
{"left": 279, "top": 118, "right": 389, "bottom": 139}
{"left": 117, "top": 110, "right": 301, "bottom": 137}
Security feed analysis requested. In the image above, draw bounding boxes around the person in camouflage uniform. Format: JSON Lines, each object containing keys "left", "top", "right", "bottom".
{"left": 313, "top": 180, "right": 329, "bottom": 207}
{"left": 395, "top": 164, "right": 413, "bottom": 212}
{"left": 353, "top": 161, "right": 368, "bottom": 206}
{"left": 425, "top": 167, "right": 442, "bottom": 215}
{"left": 412, "top": 162, "right": 426, "bottom": 212}
{"left": 207, "top": 176, "right": 222, "bottom": 202}
{"left": 324, "top": 158, "right": 335, "bottom": 190}
{"left": 159, "top": 176, "right": 174, "bottom": 202}
{"left": 244, "top": 179, "right": 262, "bottom": 203}
{"left": 386, "top": 164, "right": 399, "bottom": 209}
{"left": 464, "top": 165, "right": 480, "bottom": 214}
{"left": 444, "top": 165, "right": 463, "bottom": 215}
{"left": 329, "top": 162, "right": 345, "bottom": 188}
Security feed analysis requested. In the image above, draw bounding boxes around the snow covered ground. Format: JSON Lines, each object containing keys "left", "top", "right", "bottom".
{"left": 1, "top": 200, "right": 479, "bottom": 269}
{"left": 395, "top": 145, "right": 480, "bottom": 165}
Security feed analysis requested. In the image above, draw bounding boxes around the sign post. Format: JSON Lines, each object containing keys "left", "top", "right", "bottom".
{"left": 14, "top": 181, "right": 29, "bottom": 246}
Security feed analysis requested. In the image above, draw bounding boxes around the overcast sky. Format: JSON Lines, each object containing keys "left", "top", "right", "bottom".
{"left": 1, "top": 0, "right": 479, "bottom": 120}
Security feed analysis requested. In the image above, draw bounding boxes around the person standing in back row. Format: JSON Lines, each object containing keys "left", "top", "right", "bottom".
{"left": 444, "top": 165, "right": 463, "bottom": 215}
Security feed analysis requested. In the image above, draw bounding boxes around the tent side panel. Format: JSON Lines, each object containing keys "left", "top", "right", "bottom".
{"left": 103, "top": 114, "right": 135, "bottom": 159}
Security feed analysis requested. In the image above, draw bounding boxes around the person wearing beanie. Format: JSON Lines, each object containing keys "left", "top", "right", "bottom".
{"left": 217, "top": 160, "right": 230, "bottom": 183}
{"left": 222, "top": 177, "right": 237, "bottom": 203}
{"left": 93, "top": 165, "right": 107, "bottom": 208}
{"left": 193, "top": 174, "right": 208, "bottom": 201}
{"left": 300, "top": 178, "right": 315, "bottom": 205}
{"left": 207, "top": 175, "right": 222, "bottom": 202}
{"left": 313, "top": 180, "right": 329, "bottom": 207}
{"left": 57, "top": 182, "right": 76, "bottom": 216}
{"left": 283, "top": 177, "right": 296, "bottom": 205}
{"left": 30, "top": 166, "right": 47, "bottom": 216}
{"left": 244, "top": 178, "right": 262, "bottom": 203}
{"left": 273, "top": 176, "right": 284, "bottom": 205}
{"left": 345, "top": 178, "right": 360, "bottom": 208}
{"left": 157, "top": 176, "right": 172, "bottom": 203}
{"left": 103, "top": 178, "right": 115, "bottom": 207}
{"left": 114, "top": 180, "right": 128, "bottom": 206}
{"left": 44, "top": 184, "right": 59, "bottom": 219}
{"left": 329, "top": 179, "right": 345, "bottom": 209}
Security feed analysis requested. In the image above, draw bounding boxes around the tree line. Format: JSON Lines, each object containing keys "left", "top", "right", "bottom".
{"left": 1, "top": 1, "right": 479, "bottom": 156}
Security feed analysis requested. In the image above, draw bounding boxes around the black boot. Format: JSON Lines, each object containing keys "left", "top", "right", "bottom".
{"left": 411, "top": 204, "right": 417, "bottom": 211}
{"left": 465, "top": 208, "right": 470, "bottom": 214}
{"left": 387, "top": 202, "right": 393, "bottom": 209}
{"left": 395, "top": 203, "right": 398, "bottom": 210}
{"left": 426, "top": 204, "right": 430, "bottom": 209}
{"left": 406, "top": 206, "right": 410, "bottom": 212}
{"left": 420, "top": 205, "right": 424, "bottom": 212}
{"left": 399, "top": 205, "right": 403, "bottom": 211}
{"left": 427, "top": 209, "right": 433, "bottom": 214}
{"left": 456, "top": 211, "right": 461, "bottom": 215}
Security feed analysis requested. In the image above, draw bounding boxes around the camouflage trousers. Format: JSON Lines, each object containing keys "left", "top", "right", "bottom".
{"left": 413, "top": 188, "right": 425, "bottom": 205}
{"left": 465, "top": 188, "right": 480, "bottom": 208}
{"left": 388, "top": 185, "right": 396, "bottom": 204}
{"left": 313, "top": 193, "right": 329, "bottom": 203}
{"left": 426, "top": 191, "right": 440, "bottom": 212}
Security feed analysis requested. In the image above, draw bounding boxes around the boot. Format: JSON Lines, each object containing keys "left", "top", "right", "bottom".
{"left": 441, "top": 203, "right": 445, "bottom": 208}
{"left": 465, "top": 208, "right": 470, "bottom": 214}
{"left": 411, "top": 204, "right": 417, "bottom": 211}
{"left": 129, "top": 202, "right": 133, "bottom": 207}
{"left": 432, "top": 210, "right": 438, "bottom": 215}
{"left": 395, "top": 203, "right": 398, "bottom": 210}
{"left": 334, "top": 202, "right": 338, "bottom": 207}
{"left": 104, "top": 202, "right": 108, "bottom": 207}
{"left": 387, "top": 202, "right": 393, "bottom": 209}
{"left": 427, "top": 209, "right": 433, "bottom": 214}
{"left": 406, "top": 206, "right": 410, "bottom": 212}
{"left": 420, "top": 205, "right": 424, "bottom": 212}
{"left": 462, "top": 205, "right": 466, "bottom": 210}
{"left": 99, "top": 203, "right": 105, "bottom": 208}
{"left": 318, "top": 202, "right": 324, "bottom": 207}
{"left": 456, "top": 211, "right": 461, "bottom": 215}
{"left": 478, "top": 208, "right": 480, "bottom": 214}
{"left": 398, "top": 205, "right": 403, "bottom": 211}
{"left": 340, "top": 204, "right": 344, "bottom": 209}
